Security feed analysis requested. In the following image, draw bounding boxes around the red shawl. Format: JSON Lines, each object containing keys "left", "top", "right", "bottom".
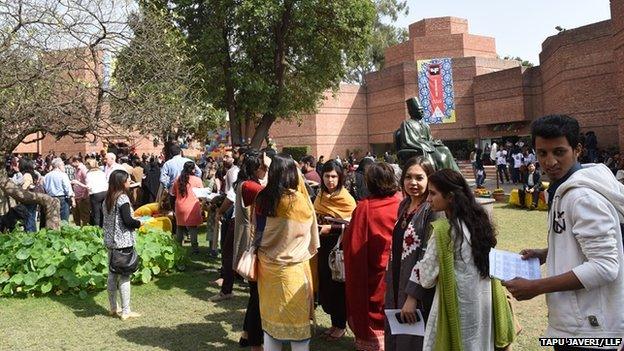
{"left": 344, "top": 192, "right": 401, "bottom": 346}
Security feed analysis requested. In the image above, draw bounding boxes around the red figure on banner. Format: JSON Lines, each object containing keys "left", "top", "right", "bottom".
{"left": 427, "top": 63, "right": 445, "bottom": 118}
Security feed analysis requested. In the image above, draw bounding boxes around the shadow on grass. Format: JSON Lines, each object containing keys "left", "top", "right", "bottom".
{"left": 117, "top": 310, "right": 245, "bottom": 351}
{"left": 153, "top": 246, "right": 249, "bottom": 301}
{"left": 49, "top": 291, "right": 109, "bottom": 318}
{"left": 47, "top": 245, "right": 249, "bottom": 320}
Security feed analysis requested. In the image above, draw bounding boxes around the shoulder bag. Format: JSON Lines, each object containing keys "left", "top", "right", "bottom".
{"left": 328, "top": 232, "right": 345, "bottom": 282}
{"left": 236, "top": 246, "right": 257, "bottom": 282}
{"left": 108, "top": 200, "right": 140, "bottom": 275}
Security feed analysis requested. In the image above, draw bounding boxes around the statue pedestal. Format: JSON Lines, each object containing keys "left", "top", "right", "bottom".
{"left": 476, "top": 197, "right": 495, "bottom": 218}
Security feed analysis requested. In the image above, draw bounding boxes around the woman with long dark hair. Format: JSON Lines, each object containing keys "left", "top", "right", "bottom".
{"left": 350, "top": 157, "right": 374, "bottom": 201}
{"left": 385, "top": 157, "right": 440, "bottom": 350}
{"left": 172, "top": 161, "right": 203, "bottom": 253}
{"left": 19, "top": 158, "right": 39, "bottom": 232}
{"left": 314, "top": 160, "right": 356, "bottom": 340}
{"left": 255, "top": 154, "right": 319, "bottom": 351}
{"left": 141, "top": 156, "right": 161, "bottom": 205}
{"left": 414, "top": 169, "right": 497, "bottom": 350}
{"left": 103, "top": 170, "right": 142, "bottom": 320}
{"left": 343, "top": 162, "right": 401, "bottom": 351}
{"left": 234, "top": 149, "right": 267, "bottom": 350}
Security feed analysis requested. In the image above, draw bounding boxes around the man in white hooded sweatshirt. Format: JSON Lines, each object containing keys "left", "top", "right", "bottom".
{"left": 503, "top": 115, "right": 624, "bottom": 351}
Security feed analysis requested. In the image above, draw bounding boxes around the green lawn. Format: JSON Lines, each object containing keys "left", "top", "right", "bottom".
{"left": 0, "top": 204, "right": 549, "bottom": 350}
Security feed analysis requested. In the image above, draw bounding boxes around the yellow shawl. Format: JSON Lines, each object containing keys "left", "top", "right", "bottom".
{"left": 259, "top": 183, "right": 320, "bottom": 264}
{"left": 313, "top": 187, "right": 356, "bottom": 219}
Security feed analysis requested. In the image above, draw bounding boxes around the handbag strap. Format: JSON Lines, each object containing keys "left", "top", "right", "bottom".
{"left": 332, "top": 233, "right": 343, "bottom": 251}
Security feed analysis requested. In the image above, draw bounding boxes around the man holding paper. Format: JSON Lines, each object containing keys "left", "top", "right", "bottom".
{"left": 503, "top": 115, "right": 624, "bottom": 350}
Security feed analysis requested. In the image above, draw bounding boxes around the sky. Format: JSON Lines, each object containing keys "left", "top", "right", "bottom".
{"left": 395, "top": 0, "right": 612, "bottom": 64}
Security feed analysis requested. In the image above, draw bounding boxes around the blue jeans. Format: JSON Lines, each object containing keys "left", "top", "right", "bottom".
{"left": 24, "top": 204, "right": 37, "bottom": 232}
{"left": 57, "top": 197, "right": 70, "bottom": 221}
{"left": 476, "top": 171, "right": 485, "bottom": 187}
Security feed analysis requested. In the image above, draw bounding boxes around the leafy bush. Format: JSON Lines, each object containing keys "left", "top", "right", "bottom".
{"left": 281, "top": 146, "right": 311, "bottom": 161}
{"left": 0, "top": 225, "right": 186, "bottom": 298}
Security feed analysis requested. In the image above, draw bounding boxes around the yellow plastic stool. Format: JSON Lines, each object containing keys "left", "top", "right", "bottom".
{"left": 508, "top": 183, "right": 549, "bottom": 211}
{"left": 141, "top": 216, "right": 173, "bottom": 232}
{"left": 134, "top": 202, "right": 160, "bottom": 217}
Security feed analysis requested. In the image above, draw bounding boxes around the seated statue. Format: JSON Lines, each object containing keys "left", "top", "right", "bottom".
{"left": 394, "top": 97, "right": 460, "bottom": 172}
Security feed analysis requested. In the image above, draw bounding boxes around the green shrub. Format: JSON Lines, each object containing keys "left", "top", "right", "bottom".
{"left": 0, "top": 225, "right": 187, "bottom": 298}
{"left": 281, "top": 146, "right": 311, "bottom": 161}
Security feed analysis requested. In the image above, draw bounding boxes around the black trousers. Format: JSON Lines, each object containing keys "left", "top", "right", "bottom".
{"left": 220, "top": 216, "right": 235, "bottom": 295}
{"left": 169, "top": 194, "right": 177, "bottom": 234}
{"left": 318, "top": 234, "right": 347, "bottom": 329}
{"left": 518, "top": 188, "right": 540, "bottom": 207}
{"left": 89, "top": 191, "right": 107, "bottom": 227}
{"left": 243, "top": 282, "right": 263, "bottom": 346}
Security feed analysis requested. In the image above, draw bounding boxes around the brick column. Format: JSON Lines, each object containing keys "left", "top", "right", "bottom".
{"left": 612, "top": 0, "right": 624, "bottom": 152}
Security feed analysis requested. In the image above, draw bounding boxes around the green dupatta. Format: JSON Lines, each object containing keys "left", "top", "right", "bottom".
{"left": 432, "top": 218, "right": 462, "bottom": 351}
{"left": 431, "top": 218, "right": 515, "bottom": 351}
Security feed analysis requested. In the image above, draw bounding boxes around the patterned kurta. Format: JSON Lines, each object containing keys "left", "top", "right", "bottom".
{"left": 103, "top": 194, "right": 136, "bottom": 249}
{"left": 384, "top": 198, "right": 438, "bottom": 351}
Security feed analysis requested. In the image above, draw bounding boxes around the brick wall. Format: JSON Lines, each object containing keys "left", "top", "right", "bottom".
{"left": 474, "top": 66, "right": 527, "bottom": 125}
{"left": 408, "top": 17, "right": 469, "bottom": 38}
{"left": 540, "top": 20, "right": 619, "bottom": 148}
{"left": 612, "top": 0, "right": 624, "bottom": 152}
{"left": 365, "top": 63, "right": 415, "bottom": 145}
{"left": 385, "top": 17, "right": 497, "bottom": 68}
{"left": 271, "top": 83, "right": 368, "bottom": 159}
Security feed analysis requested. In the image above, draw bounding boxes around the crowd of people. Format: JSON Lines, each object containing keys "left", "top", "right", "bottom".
{"left": 4, "top": 114, "right": 624, "bottom": 351}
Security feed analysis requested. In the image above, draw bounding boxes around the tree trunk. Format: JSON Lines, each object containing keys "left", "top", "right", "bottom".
{"left": 248, "top": 1, "right": 292, "bottom": 150}
{"left": 0, "top": 176, "right": 61, "bottom": 230}
{"left": 250, "top": 113, "right": 276, "bottom": 149}
{"left": 221, "top": 22, "right": 241, "bottom": 146}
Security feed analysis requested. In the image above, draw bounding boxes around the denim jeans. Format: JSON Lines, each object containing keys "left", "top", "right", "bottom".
{"left": 476, "top": 172, "right": 485, "bottom": 187}
{"left": 56, "top": 196, "right": 70, "bottom": 222}
{"left": 24, "top": 204, "right": 37, "bottom": 232}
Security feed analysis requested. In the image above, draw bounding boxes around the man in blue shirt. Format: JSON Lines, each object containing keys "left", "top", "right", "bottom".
{"left": 160, "top": 144, "right": 202, "bottom": 194}
{"left": 160, "top": 144, "right": 202, "bottom": 234}
{"left": 43, "top": 157, "right": 75, "bottom": 221}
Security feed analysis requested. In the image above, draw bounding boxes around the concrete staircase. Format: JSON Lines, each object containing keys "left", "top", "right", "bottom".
{"left": 457, "top": 161, "right": 496, "bottom": 185}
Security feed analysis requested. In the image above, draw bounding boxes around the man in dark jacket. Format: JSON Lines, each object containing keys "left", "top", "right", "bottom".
{"left": 517, "top": 162, "right": 542, "bottom": 209}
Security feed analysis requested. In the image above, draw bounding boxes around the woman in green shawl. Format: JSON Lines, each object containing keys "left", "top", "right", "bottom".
{"left": 414, "top": 169, "right": 497, "bottom": 351}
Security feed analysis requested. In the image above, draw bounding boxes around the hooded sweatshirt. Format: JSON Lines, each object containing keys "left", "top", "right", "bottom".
{"left": 546, "top": 163, "right": 624, "bottom": 345}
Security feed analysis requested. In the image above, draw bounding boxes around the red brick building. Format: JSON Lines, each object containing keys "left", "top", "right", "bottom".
{"left": 272, "top": 2, "right": 624, "bottom": 159}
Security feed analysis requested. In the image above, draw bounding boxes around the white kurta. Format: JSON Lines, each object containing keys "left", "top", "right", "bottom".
{"left": 414, "top": 221, "right": 494, "bottom": 351}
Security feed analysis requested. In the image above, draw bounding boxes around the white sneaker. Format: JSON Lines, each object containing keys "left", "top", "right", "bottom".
{"left": 120, "top": 311, "right": 141, "bottom": 321}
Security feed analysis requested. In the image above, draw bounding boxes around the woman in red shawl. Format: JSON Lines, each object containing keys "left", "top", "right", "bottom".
{"left": 344, "top": 162, "right": 401, "bottom": 351}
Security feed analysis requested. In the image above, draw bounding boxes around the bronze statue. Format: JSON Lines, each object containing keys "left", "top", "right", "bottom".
{"left": 394, "top": 97, "right": 460, "bottom": 171}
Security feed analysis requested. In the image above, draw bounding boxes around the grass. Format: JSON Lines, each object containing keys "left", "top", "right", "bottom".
{"left": 0, "top": 204, "right": 549, "bottom": 350}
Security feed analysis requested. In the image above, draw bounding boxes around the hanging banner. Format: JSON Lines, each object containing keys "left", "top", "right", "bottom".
{"left": 416, "top": 58, "right": 456, "bottom": 124}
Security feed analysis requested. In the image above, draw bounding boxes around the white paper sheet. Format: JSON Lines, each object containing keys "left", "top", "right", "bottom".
{"left": 489, "top": 248, "right": 541, "bottom": 281}
{"left": 192, "top": 188, "right": 218, "bottom": 200}
{"left": 384, "top": 309, "right": 425, "bottom": 336}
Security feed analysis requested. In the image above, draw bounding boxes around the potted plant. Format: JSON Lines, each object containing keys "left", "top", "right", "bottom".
{"left": 474, "top": 188, "right": 492, "bottom": 198}
{"left": 492, "top": 188, "right": 506, "bottom": 202}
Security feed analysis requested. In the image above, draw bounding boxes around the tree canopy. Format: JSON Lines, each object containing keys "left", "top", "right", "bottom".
{"left": 345, "top": 0, "right": 409, "bottom": 84}
{"left": 146, "top": 0, "right": 376, "bottom": 147}
{"left": 0, "top": 0, "right": 136, "bottom": 228}
{"left": 503, "top": 55, "right": 535, "bottom": 68}
{"left": 110, "top": 8, "right": 226, "bottom": 143}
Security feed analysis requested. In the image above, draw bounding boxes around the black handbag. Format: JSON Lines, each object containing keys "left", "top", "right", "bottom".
{"left": 109, "top": 247, "right": 140, "bottom": 275}
{"left": 108, "top": 202, "right": 140, "bottom": 275}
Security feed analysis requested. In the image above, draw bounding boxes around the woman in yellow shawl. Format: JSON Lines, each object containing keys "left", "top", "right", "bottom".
{"left": 255, "top": 154, "right": 320, "bottom": 351}
{"left": 314, "top": 160, "right": 357, "bottom": 340}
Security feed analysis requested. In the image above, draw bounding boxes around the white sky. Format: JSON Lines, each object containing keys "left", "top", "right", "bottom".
{"left": 396, "top": 0, "right": 612, "bottom": 64}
